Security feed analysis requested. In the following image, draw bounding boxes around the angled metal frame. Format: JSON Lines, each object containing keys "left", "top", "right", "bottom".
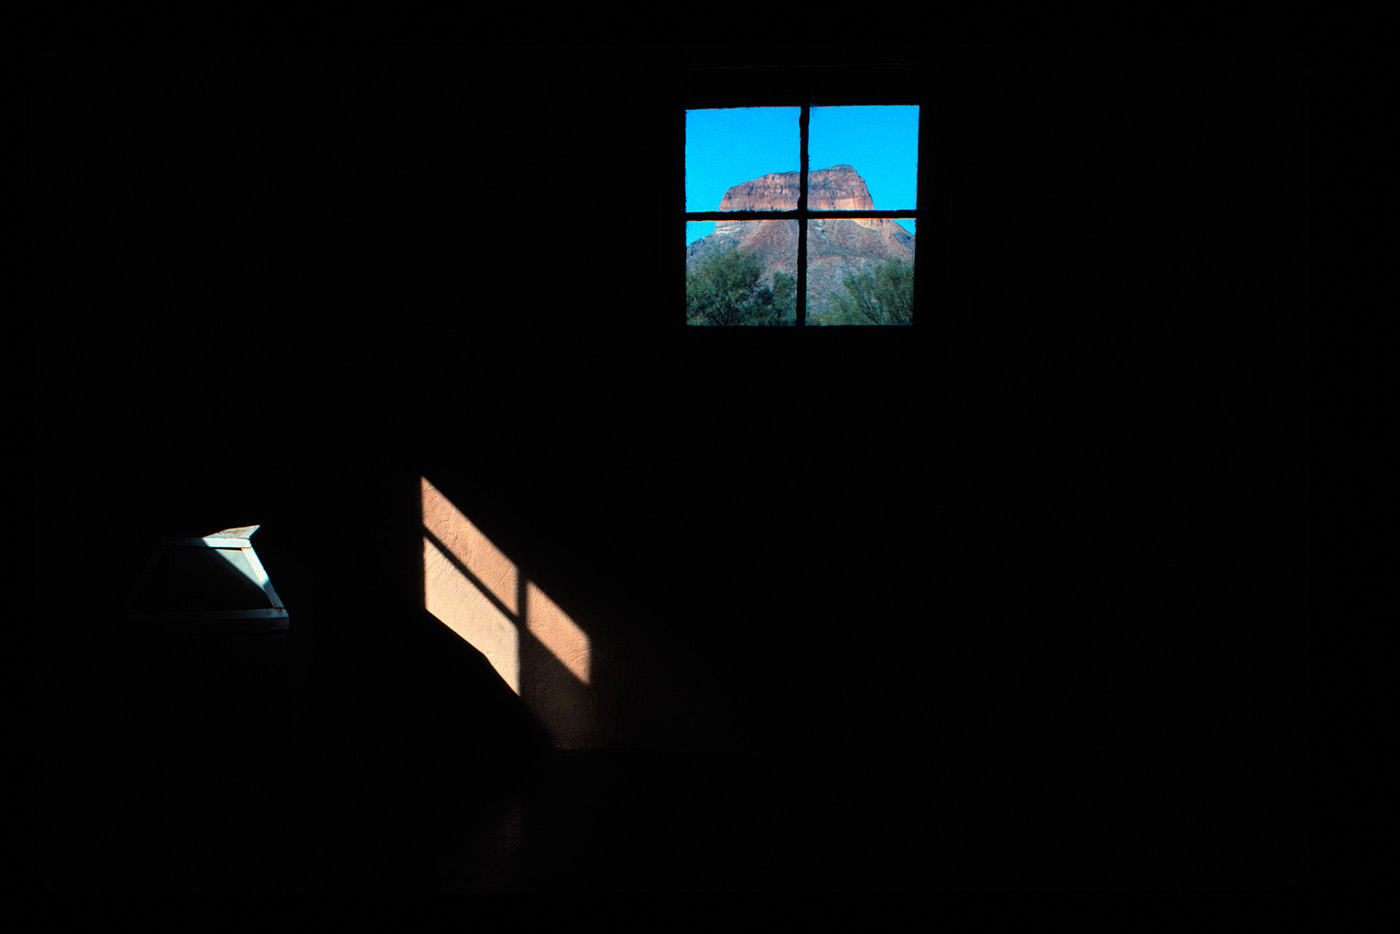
{"left": 126, "top": 525, "right": 289, "bottom": 632}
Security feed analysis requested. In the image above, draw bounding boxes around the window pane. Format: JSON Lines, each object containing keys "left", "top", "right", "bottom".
{"left": 686, "top": 219, "right": 798, "bottom": 326}
{"left": 809, "top": 105, "right": 919, "bottom": 224}
{"left": 806, "top": 218, "right": 915, "bottom": 326}
{"left": 686, "top": 107, "right": 801, "bottom": 214}
{"left": 686, "top": 220, "right": 715, "bottom": 245}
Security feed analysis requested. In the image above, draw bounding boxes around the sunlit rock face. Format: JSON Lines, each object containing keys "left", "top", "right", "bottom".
{"left": 715, "top": 165, "right": 883, "bottom": 235}
{"left": 690, "top": 165, "right": 915, "bottom": 322}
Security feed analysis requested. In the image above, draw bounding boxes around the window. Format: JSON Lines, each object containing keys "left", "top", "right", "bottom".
{"left": 124, "top": 525, "right": 289, "bottom": 631}
{"left": 684, "top": 82, "right": 924, "bottom": 326}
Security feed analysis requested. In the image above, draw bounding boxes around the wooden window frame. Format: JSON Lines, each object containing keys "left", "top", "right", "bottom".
{"left": 682, "top": 64, "right": 932, "bottom": 327}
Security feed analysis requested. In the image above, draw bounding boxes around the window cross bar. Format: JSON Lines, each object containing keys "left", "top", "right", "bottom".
{"left": 684, "top": 209, "right": 920, "bottom": 222}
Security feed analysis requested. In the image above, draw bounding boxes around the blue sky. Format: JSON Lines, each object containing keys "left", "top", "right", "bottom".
{"left": 686, "top": 105, "right": 919, "bottom": 243}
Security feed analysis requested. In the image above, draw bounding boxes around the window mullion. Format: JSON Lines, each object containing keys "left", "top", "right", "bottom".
{"left": 796, "top": 101, "right": 810, "bottom": 327}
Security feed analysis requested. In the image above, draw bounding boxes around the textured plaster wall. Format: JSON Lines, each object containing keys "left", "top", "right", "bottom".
{"left": 421, "top": 477, "right": 600, "bottom": 748}
{"left": 423, "top": 533, "right": 520, "bottom": 691}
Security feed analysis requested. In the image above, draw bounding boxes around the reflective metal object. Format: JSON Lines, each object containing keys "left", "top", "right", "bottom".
{"left": 126, "top": 525, "right": 289, "bottom": 632}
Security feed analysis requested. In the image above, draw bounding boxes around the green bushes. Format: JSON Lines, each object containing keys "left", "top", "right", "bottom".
{"left": 686, "top": 247, "right": 795, "bottom": 326}
{"left": 826, "top": 259, "right": 914, "bottom": 326}
{"left": 687, "top": 248, "right": 913, "bottom": 326}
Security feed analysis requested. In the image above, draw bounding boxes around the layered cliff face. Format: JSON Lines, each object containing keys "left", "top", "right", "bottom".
{"left": 689, "top": 165, "right": 915, "bottom": 323}
{"left": 715, "top": 165, "right": 885, "bottom": 234}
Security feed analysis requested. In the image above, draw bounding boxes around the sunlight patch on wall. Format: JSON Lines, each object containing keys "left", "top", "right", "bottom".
{"left": 420, "top": 476, "right": 591, "bottom": 704}
{"left": 422, "top": 477, "right": 518, "bottom": 615}
{"left": 422, "top": 532, "right": 520, "bottom": 692}
{"left": 526, "top": 580, "right": 590, "bottom": 686}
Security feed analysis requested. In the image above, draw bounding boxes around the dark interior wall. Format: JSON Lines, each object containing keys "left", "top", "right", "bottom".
{"left": 28, "top": 44, "right": 1309, "bottom": 891}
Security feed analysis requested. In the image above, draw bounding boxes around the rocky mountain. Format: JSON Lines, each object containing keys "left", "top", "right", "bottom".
{"left": 686, "top": 165, "right": 915, "bottom": 323}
